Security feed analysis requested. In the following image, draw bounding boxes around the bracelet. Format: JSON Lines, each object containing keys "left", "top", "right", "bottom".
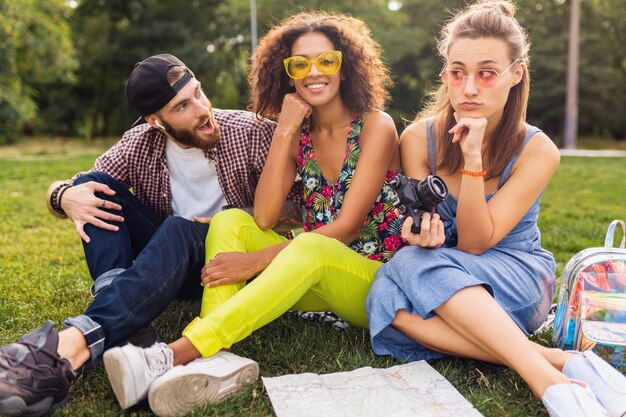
{"left": 49, "top": 186, "right": 61, "bottom": 212}
{"left": 56, "top": 185, "right": 73, "bottom": 215}
{"left": 50, "top": 182, "right": 72, "bottom": 215}
{"left": 460, "top": 168, "right": 487, "bottom": 177}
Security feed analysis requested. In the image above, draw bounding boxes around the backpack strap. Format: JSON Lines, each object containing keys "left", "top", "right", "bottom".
{"left": 604, "top": 219, "right": 626, "bottom": 248}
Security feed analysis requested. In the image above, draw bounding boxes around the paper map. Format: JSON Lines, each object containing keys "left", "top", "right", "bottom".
{"left": 262, "top": 361, "right": 484, "bottom": 417}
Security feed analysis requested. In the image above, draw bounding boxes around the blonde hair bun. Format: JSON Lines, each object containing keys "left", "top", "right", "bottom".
{"left": 471, "top": 0, "right": 517, "bottom": 18}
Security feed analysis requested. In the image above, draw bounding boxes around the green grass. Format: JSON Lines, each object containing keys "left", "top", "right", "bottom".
{"left": 570, "top": 136, "right": 626, "bottom": 151}
{"left": 0, "top": 149, "right": 624, "bottom": 417}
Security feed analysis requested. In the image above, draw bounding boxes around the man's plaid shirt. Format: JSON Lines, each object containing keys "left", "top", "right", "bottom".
{"left": 71, "top": 109, "right": 283, "bottom": 220}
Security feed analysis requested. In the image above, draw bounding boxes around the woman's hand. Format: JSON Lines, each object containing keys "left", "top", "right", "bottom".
{"left": 201, "top": 251, "right": 265, "bottom": 287}
{"left": 449, "top": 113, "right": 487, "bottom": 162}
{"left": 274, "top": 93, "right": 312, "bottom": 140}
{"left": 401, "top": 212, "right": 445, "bottom": 248}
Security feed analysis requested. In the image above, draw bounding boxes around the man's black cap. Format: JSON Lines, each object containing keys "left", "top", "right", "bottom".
{"left": 126, "top": 54, "right": 195, "bottom": 122}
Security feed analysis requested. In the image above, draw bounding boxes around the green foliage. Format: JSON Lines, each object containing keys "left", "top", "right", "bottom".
{"left": 0, "top": 147, "right": 624, "bottom": 416}
{"left": 0, "top": 0, "right": 76, "bottom": 143}
{"left": 65, "top": 0, "right": 249, "bottom": 137}
{"left": 3, "top": 1, "right": 626, "bottom": 142}
{"left": 517, "top": 0, "right": 569, "bottom": 136}
{"left": 517, "top": 0, "right": 626, "bottom": 140}
{"left": 577, "top": 0, "right": 626, "bottom": 139}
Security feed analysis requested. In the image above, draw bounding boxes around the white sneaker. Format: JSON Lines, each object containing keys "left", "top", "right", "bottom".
{"left": 542, "top": 380, "right": 610, "bottom": 417}
{"left": 563, "top": 350, "right": 626, "bottom": 417}
{"left": 103, "top": 342, "right": 173, "bottom": 410}
{"left": 148, "top": 351, "right": 259, "bottom": 417}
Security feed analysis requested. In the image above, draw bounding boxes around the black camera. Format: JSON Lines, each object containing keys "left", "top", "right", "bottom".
{"left": 389, "top": 174, "right": 449, "bottom": 234}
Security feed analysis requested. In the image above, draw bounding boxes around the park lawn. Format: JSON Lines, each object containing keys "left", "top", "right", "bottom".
{"left": 0, "top": 151, "right": 624, "bottom": 417}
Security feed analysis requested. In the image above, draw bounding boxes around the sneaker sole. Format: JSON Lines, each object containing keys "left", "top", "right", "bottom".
{"left": 103, "top": 347, "right": 146, "bottom": 409}
{"left": 148, "top": 361, "right": 259, "bottom": 417}
{"left": 0, "top": 393, "right": 69, "bottom": 417}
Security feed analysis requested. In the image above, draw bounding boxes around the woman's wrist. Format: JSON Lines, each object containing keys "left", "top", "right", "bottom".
{"left": 462, "top": 158, "right": 483, "bottom": 171}
{"left": 461, "top": 156, "right": 485, "bottom": 177}
{"left": 460, "top": 168, "right": 487, "bottom": 177}
{"left": 273, "top": 123, "right": 300, "bottom": 142}
{"left": 256, "top": 242, "right": 288, "bottom": 272}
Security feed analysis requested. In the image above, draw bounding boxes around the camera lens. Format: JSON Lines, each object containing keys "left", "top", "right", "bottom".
{"left": 430, "top": 177, "right": 447, "bottom": 199}
{"left": 416, "top": 175, "right": 449, "bottom": 207}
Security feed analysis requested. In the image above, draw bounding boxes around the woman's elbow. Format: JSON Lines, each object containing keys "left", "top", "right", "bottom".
{"left": 253, "top": 214, "right": 276, "bottom": 231}
{"left": 456, "top": 242, "right": 488, "bottom": 255}
{"left": 467, "top": 247, "right": 487, "bottom": 256}
{"left": 336, "top": 222, "right": 363, "bottom": 244}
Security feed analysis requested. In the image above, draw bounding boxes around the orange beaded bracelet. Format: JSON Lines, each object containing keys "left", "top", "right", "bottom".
{"left": 460, "top": 168, "right": 487, "bottom": 177}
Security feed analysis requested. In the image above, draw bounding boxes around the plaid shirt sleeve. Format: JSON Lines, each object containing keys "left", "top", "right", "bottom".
{"left": 214, "top": 110, "right": 302, "bottom": 212}
{"left": 89, "top": 137, "right": 133, "bottom": 188}
{"left": 68, "top": 129, "right": 139, "bottom": 188}
{"left": 67, "top": 125, "right": 171, "bottom": 219}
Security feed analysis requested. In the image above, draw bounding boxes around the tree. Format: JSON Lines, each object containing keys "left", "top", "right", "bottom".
{"left": 7, "top": 0, "right": 623, "bottom": 142}
{"left": 69, "top": 0, "right": 249, "bottom": 137}
{"left": 0, "top": 0, "right": 76, "bottom": 143}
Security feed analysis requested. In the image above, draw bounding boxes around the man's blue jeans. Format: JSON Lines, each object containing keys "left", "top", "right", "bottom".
{"left": 64, "top": 172, "right": 209, "bottom": 361}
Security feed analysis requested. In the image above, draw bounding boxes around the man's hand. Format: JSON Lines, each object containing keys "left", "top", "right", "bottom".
{"left": 61, "top": 182, "right": 124, "bottom": 243}
{"left": 201, "top": 251, "right": 266, "bottom": 287}
{"left": 193, "top": 216, "right": 213, "bottom": 224}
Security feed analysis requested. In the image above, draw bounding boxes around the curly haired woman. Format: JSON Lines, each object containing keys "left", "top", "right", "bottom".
{"left": 102, "top": 11, "right": 404, "bottom": 417}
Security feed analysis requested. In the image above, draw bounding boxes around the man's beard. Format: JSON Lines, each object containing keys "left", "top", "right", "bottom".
{"left": 161, "top": 116, "right": 220, "bottom": 149}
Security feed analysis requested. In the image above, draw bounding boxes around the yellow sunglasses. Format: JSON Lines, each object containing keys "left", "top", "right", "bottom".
{"left": 283, "top": 50, "right": 343, "bottom": 80}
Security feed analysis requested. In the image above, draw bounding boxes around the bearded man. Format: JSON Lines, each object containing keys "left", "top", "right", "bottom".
{"left": 0, "top": 54, "right": 290, "bottom": 416}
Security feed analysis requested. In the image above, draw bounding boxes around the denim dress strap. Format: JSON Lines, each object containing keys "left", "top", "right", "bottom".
{"left": 425, "top": 117, "right": 437, "bottom": 175}
{"left": 425, "top": 118, "right": 542, "bottom": 187}
{"left": 498, "top": 125, "right": 542, "bottom": 187}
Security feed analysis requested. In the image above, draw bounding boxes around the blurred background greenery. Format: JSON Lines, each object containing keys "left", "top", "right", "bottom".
{"left": 1, "top": 0, "right": 624, "bottom": 145}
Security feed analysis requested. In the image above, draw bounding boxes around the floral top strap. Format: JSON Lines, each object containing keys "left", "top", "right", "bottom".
{"left": 296, "top": 111, "right": 404, "bottom": 262}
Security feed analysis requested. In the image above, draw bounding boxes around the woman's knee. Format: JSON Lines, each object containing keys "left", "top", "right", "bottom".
{"left": 210, "top": 208, "right": 256, "bottom": 231}
{"left": 205, "top": 209, "right": 261, "bottom": 251}
{"left": 290, "top": 232, "right": 338, "bottom": 252}
{"left": 391, "top": 309, "right": 415, "bottom": 329}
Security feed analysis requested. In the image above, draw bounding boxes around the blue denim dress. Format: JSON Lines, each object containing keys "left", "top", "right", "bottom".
{"left": 366, "top": 118, "right": 556, "bottom": 362}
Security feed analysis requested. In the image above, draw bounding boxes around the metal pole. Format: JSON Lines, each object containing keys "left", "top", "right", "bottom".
{"left": 250, "top": 0, "right": 258, "bottom": 54}
{"left": 564, "top": 0, "right": 580, "bottom": 149}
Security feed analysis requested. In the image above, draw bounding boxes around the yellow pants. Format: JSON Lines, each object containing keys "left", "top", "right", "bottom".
{"left": 182, "top": 209, "right": 382, "bottom": 357}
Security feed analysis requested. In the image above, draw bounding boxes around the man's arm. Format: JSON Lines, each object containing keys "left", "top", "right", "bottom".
{"left": 46, "top": 131, "right": 137, "bottom": 241}
{"left": 47, "top": 180, "right": 71, "bottom": 218}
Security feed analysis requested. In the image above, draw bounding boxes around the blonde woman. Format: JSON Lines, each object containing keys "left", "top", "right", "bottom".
{"left": 366, "top": 2, "right": 626, "bottom": 416}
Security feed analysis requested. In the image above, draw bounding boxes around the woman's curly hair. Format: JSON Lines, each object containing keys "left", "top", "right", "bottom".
{"left": 248, "top": 11, "right": 392, "bottom": 119}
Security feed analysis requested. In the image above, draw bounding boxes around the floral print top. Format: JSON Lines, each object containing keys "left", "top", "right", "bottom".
{"left": 296, "top": 112, "right": 404, "bottom": 262}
